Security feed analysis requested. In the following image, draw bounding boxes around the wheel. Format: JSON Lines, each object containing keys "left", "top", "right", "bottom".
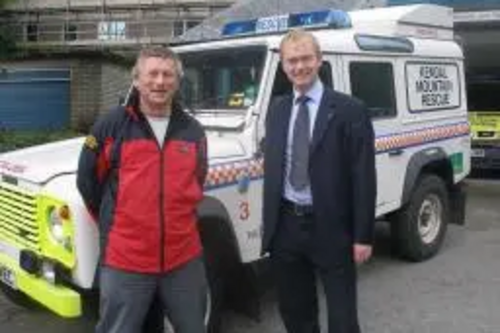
{"left": 390, "top": 174, "right": 449, "bottom": 262}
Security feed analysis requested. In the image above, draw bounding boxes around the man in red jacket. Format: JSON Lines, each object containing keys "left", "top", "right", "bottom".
{"left": 77, "top": 47, "right": 208, "bottom": 333}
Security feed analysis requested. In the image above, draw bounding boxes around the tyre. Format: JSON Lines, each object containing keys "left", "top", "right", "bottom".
{"left": 390, "top": 174, "right": 449, "bottom": 262}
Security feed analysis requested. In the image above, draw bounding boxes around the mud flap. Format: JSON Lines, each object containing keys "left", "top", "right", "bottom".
{"left": 449, "top": 182, "right": 467, "bottom": 225}
{"left": 226, "top": 260, "right": 269, "bottom": 323}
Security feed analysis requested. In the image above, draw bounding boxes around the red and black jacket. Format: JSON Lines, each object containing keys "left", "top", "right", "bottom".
{"left": 77, "top": 98, "right": 207, "bottom": 273}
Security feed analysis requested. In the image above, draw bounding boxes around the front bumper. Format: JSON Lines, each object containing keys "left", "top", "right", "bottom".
{"left": 0, "top": 241, "right": 81, "bottom": 318}
{"left": 471, "top": 146, "right": 500, "bottom": 170}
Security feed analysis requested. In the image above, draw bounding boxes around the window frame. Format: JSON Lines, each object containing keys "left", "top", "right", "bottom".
{"left": 26, "top": 23, "right": 39, "bottom": 42}
{"left": 348, "top": 60, "right": 398, "bottom": 120}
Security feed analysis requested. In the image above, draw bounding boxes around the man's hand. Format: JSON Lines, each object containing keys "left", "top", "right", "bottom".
{"left": 353, "top": 244, "right": 372, "bottom": 264}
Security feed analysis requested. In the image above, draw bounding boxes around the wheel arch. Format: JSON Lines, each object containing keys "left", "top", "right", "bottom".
{"left": 402, "top": 147, "right": 454, "bottom": 205}
{"left": 197, "top": 196, "right": 242, "bottom": 266}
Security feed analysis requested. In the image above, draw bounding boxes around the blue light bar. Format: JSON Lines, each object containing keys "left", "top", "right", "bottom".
{"left": 289, "top": 9, "right": 352, "bottom": 29}
{"left": 222, "top": 19, "right": 258, "bottom": 37}
{"left": 221, "top": 9, "right": 352, "bottom": 37}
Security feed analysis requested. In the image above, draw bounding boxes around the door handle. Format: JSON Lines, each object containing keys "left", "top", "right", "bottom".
{"left": 388, "top": 149, "right": 404, "bottom": 157}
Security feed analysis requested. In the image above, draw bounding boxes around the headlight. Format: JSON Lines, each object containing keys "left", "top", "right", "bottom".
{"left": 47, "top": 205, "right": 72, "bottom": 250}
{"left": 48, "top": 207, "right": 65, "bottom": 242}
{"left": 39, "top": 196, "right": 76, "bottom": 269}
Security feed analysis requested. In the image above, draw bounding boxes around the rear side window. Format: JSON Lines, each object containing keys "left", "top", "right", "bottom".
{"left": 349, "top": 62, "right": 397, "bottom": 119}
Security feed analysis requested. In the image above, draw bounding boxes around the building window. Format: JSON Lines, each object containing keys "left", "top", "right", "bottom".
{"left": 349, "top": 62, "right": 397, "bottom": 119}
{"left": 64, "top": 23, "right": 77, "bottom": 41}
{"left": 173, "top": 19, "right": 202, "bottom": 37}
{"left": 187, "top": 20, "right": 201, "bottom": 29}
{"left": 98, "top": 21, "right": 126, "bottom": 41}
{"left": 26, "top": 23, "right": 38, "bottom": 42}
{"left": 173, "top": 20, "right": 184, "bottom": 37}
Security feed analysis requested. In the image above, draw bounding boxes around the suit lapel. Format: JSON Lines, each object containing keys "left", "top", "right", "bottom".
{"left": 311, "top": 89, "right": 336, "bottom": 154}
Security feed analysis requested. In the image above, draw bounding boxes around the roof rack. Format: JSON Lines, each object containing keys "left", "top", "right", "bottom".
{"left": 349, "top": 4, "right": 454, "bottom": 40}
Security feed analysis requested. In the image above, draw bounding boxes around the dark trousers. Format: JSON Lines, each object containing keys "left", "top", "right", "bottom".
{"left": 270, "top": 208, "right": 361, "bottom": 333}
{"left": 96, "top": 257, "right": 207, "bottom": 333}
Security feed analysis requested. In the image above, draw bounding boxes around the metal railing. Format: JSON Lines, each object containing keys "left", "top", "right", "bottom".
{"left": 3, "top": 0, "right": 234, "bottom": 50}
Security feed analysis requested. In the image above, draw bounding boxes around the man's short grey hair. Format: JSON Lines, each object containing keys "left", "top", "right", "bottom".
{"left": 132, "top": 46, "right": 184, "bottom": 79}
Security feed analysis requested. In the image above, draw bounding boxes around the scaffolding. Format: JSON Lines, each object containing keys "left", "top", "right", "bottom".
{"left": 3, "top": 0, "right": 234, "bottom": 51}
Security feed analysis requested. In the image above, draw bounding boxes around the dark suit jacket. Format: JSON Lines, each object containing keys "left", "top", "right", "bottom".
{"left": 262, "top": 87, "right": 376, "bottom": 267}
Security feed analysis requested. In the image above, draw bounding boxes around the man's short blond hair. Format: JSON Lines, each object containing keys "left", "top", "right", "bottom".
{"left": 279, "top": 29, "right": 322, "bottom": 58}
{"left": 132, "top": 46, "right": 184, "bottom": 79}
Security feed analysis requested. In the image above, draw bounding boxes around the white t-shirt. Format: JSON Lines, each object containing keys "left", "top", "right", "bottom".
{"left": 146, "top": 115, "right": 170, "bottom": 147}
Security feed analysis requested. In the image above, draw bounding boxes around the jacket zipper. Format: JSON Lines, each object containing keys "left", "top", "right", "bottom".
{"left": 159, "top": 149, "right": 166, "bottom": 272}
{"left": 159, "top": 119, "right": 173, "bottom": 272}
{"left": 143, "top": 118, "right": 167, "bottom": 273}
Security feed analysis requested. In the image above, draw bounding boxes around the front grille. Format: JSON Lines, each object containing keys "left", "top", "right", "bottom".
{"left": 0, "top": 181, "right": 40, "bottom": 252}
{"left": 477, "top": 131, "right": 496, "bottom": 138}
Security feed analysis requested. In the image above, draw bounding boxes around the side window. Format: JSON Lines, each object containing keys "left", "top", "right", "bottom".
{"left": 349, "top": 62, "right": 397, "bottom": 119}
{"left": 271, "top": 61, "right": 333, "bottom": 97}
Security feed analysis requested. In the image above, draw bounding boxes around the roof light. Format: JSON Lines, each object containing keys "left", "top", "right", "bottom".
{"left": 289, "top": 9, "right": 351, "bottom": 29}
{"left": 222, "top": 19, "right": 258, "bottom": 37}
{"left": 221, "top": 9, "right": 352, "bottom": 37}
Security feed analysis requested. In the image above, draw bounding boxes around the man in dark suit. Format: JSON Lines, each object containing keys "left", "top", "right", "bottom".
{"left": 262, "top": 29, "right": 376, "bottom": 333}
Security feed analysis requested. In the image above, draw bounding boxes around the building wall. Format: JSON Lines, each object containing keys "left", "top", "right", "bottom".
{"left": 6, "top": 0, "right": 235, "bottom": 47}
{"left": 2, "top": 0, "right": 221, "bottom": 132}
{"left": 100, "top": 62, "right": 131, "bottom": 115}
{"left": 71, "top": 60, "right": 131, "bottom": 129}
{"left": 70, "top": 60, "right": 102, "bottom": 130}
{"left": 10, "top": 0, "right": 232, "bottom": 10}
{"left": 2, "top": 58, "right": 131, "bottom": 130}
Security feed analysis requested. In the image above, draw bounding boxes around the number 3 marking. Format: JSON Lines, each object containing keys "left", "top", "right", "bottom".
{"left": 240, "top": 201, "right": 250, "bottom": 220}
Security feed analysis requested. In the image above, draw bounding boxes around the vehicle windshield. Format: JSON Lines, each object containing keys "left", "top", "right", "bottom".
{"left": 179, "top": 46, "right": 266, "bottom": 112}
{"left": 468, "top": 79, "right": 500, "bottom": 112}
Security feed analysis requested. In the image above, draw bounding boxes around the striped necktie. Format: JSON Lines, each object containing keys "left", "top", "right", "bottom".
{"left": 289, "top": 95, "right": 311, "bottom": 191}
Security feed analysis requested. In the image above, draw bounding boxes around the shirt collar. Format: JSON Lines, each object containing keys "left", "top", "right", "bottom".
{"left": 293, "top": 78, "right": 324, "bottom": 105}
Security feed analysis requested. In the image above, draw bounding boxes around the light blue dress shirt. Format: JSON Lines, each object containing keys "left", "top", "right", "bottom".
{"left": 283, "top": 78, "right": 324, "bottom": 205}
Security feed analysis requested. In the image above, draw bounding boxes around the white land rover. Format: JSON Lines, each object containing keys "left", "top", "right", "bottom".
{"left": 0, "top": 4, "right": 470, "bottom": 331}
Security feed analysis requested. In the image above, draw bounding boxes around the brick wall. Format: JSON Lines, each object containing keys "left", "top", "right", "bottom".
{"left": 100, "top": 63, "right": 131, "bottom": 116}
{"left": 70, "top": 59, "right": 130, "bottom": 130}
{"left": 70, "top": 60, "right": 101, "bottom": 130}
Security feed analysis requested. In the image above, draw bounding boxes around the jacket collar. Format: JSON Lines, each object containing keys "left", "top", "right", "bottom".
{"left": 311, "top": 88, "right": 337, "bottom": 154}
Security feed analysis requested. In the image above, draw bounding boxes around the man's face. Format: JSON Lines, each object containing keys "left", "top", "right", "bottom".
{"left": 134, "top": 56, "right": 179, "bottom": 114}
{"left": 281, "top": 38, "right": 322, "bottom": 94}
